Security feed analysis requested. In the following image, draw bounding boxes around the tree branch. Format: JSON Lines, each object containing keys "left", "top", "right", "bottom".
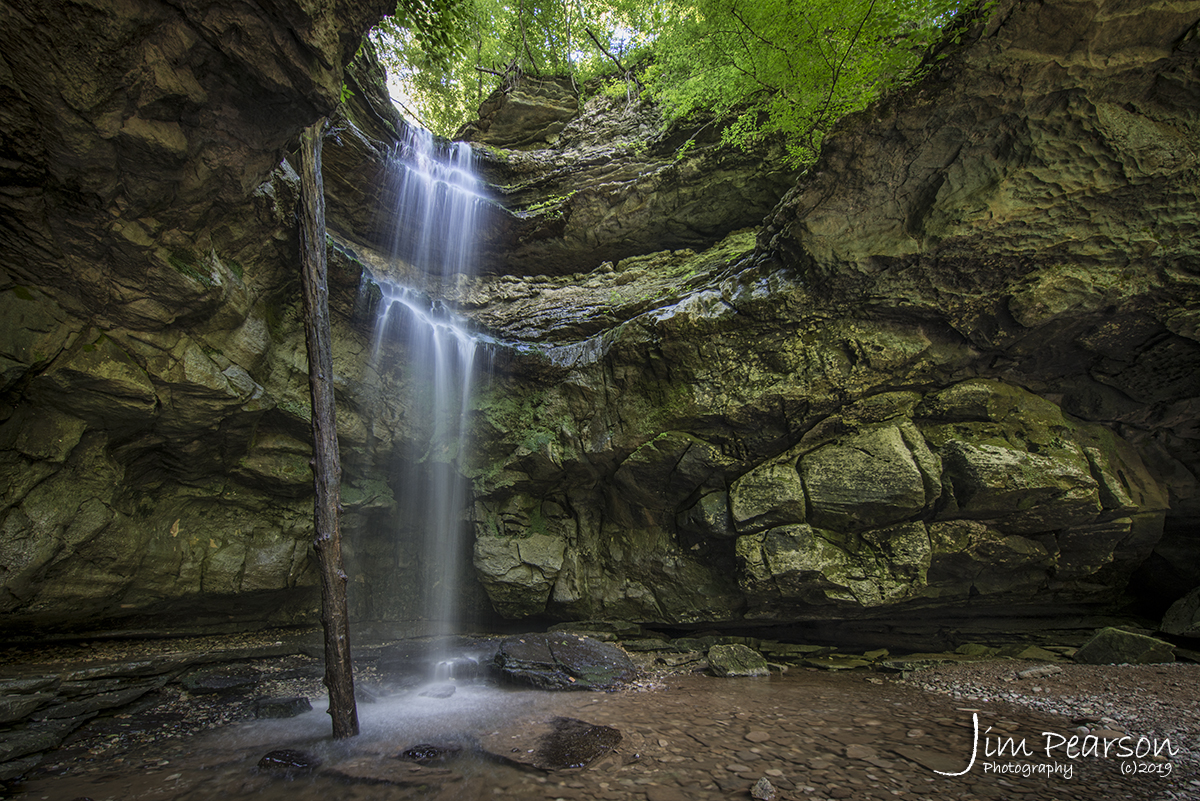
{"left": 586, "top": 27, "right": 644, "bottom": 94}
{"left": 813, "top": 0, "right": 879, "bottom": 131}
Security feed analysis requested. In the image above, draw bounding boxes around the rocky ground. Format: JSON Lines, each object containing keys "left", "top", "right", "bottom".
{"left": 903, "top": 660, "right": 1200, "bottom": 799}
{"left": 1, "top": 627, "right": 1196, "bottom": 800}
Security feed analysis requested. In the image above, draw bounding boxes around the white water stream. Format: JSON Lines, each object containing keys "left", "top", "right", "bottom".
{"left": 366, "top": 126, "right": 490, "bottom": 655}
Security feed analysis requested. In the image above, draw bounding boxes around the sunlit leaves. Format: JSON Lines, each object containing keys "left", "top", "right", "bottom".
{"left": 647, "top": 0, "right": 965, "bottom": 165}
{"left": 372, "top": 0, "right": 665, "bottom": 136}
{"left": 371, "top": 0, "right": 967, "bottom": 151}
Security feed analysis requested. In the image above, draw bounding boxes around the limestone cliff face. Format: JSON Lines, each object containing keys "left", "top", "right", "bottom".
{"left": 461, "top": 0, "right": 1200, "bottom": 625}
{"left": 0, "top": 0, "right": 1197, "bottom": 636}
{"left": 0, "top": 0, "right": 392, "bottom": 634}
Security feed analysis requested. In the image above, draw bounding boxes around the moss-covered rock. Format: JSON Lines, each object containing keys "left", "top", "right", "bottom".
{"left": 473, "top": 534, "right": 567, "bottom": 617}
{"left": 707, "top": 643, "right": 769, "bottom": 677}
{"left": 1074, "top": 627, "right": 1175, "bottom": 665}
{"left": 801, "top": 426, "right": 934, "bottom": 531}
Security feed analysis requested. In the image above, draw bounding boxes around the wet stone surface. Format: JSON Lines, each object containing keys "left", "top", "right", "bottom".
{"left": 399, "top": 741, "right": 465, "bottom": 764}
{"left": 534, "top": 717, "right": 623, "bottom": 770}
{"left": 494, "top": 633, "right": 637, "bottom": 691}
{"left": 10, "top": 665, "right": 1199, "bottom": 801}
{"left": 256, "top": 748, "right": 320, "bottom": 773}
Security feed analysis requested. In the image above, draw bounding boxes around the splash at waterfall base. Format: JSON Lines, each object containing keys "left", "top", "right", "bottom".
{"left": 8, "top": 629, "right": 1197, "bottom": 800}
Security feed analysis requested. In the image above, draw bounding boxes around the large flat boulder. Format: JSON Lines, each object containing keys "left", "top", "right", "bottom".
{"left": 493, "top": 633, "right": 636, "bottom": 691}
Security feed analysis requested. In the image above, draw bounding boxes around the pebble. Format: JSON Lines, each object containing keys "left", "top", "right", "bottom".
{"left": 751, "top": 776, "right": 777, "bottom": 800}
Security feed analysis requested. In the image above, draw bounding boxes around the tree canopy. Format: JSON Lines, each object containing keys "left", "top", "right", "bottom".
{"left": 373, "top": 0, "right": 968, "bottom": 165}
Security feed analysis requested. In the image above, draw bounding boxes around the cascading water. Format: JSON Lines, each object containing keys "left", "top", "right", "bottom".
{"left": 365, "top": 126, "right": 490, "bottom": 660}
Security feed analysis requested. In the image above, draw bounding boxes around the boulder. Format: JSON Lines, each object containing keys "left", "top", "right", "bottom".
{"left": 1162, "top": 587, "right": 1200, "bottom": 638}
{"left": 1073, "top": 627, "right": 1175, "bottom": 665}
{"left": 940, "top": 441, "right": 1101, "bottom": 534}
{"left": 707, "top": 644, "right": 769, "bottom": 677}
{"left": 737, "top": 522, "right": 931, "bottom": 611}
{"left": 730, "top": 460, "right": 806, "bottom": 534}
{"left": 493, "top": 633, "right": 636, "bottom": 690}
{"left": 458, "top": 76, "right": 580, "bottom": 149}
{"left": 532, "top": 716, "right": 623, "bottom": 770}
{"left": 480, "top": 715, "right": 622, "bottom": 771}
{"left": 473, "top": 534, "right": 567, "bottom": 617}
{"left": 800, "top": 426, "right": 933, "bottom": 531}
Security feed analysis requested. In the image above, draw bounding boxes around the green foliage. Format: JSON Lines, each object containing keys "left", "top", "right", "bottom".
{"left": 371, "top": 0, "right": 968, "bottom": 159}
{"left": 523, "top": 190, "right": 576, "bottom": 216}
{"left": 371, "top": 0, "right": 663, "bottom": 136}
{"left": 647, "top": 0, "right": 966, "bottom": 166}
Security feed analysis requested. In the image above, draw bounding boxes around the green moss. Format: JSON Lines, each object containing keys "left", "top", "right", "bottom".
{"left": 521, "top": 191, "right": 577, "bottom": 219}
{"left": 11, "top": 286, "right": 34, "bottom": 301}
{"left": 527, "top": 504, "right": 550, "bottom": 538}
{"left": 168, "top": 251, "right": 215, "bottom": 288}
{"left": 278, "top": 398, "right": 311, "bottom": 421}
{"left": 225, "top": 259, "right": 245, "bottom": 280}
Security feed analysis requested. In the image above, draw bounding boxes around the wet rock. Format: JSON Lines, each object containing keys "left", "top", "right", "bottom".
{"left": 801, "top": 655, "right": 872, "bottom": 671}
{"left": 535, "top": 717, "right": 622, "bottom": 769}
{"left": 251, "top": 696, "right": 312, "bottom": 719}
{"left": 0, "top": 695, "right": 52, "bottom": 725}
{"left": 179, "top": 666, "right": 259, "bottom": 694}
{"left": 619, "top": 637, "right": 675, "bottom": 652}
{"left": 323, "top": 756, "right": 460, "bottom": 786}
{"left": 0, "top": 754, "right": 44, "bottom": 782}
{"left": 32, "top": 686, "right": 152, "bottom": 720}
{"left": 759, "top": 641, "right": 834, "bottom": 660}
{"left": 1074, "top": 627, "right": 1175, "bottom": 665}
{"left": 399, "top": 742, "right": 465, "bottom": 763}
{"left": 256, "top": 749, "right": 320, "bottom": 774}
{"left": 433, "top": 656, "right": 482, "bottom": 681}
{"left": 494, "top": 633, "right": 636, "bottom": 690}
{"left": 480, "top": 715, "right": 622, "bottom": 771}
{"left": 418, "top": 684, "right": 456, "bottom": 699}
{"left": 1162, "top": 586, "right": 1200, "bottom": 638}
{"left": 548, "top": 620, "right": 644, "bottom": 639}
{"left": 0, "top": 728, "right": 66, "bottom": 763}
{"left": 0, "top": 678, "right": 58, "bottom": 695}
{"left": 1011, "top": 645, "right": 1064, "bottom": 661}
{"left": 707, "top": 644, "right": 769, "bottom": 678}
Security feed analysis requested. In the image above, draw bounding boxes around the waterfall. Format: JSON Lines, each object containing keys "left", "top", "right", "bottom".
{"left": 365, "top": 126, "right": 489, "bottom": 651}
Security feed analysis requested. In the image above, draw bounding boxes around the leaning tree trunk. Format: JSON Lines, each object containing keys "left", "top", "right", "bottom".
{"left": 299, "top": 118, "right": 359, "bottom": 739}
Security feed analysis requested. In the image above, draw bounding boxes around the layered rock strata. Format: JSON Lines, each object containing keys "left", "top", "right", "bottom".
{"left": 0, "top": 0, "right": 1197, "bottom": 637}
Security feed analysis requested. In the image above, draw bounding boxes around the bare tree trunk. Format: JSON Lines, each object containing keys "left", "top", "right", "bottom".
{"left": 298, "top": 118, "right": 359, "bottom": 740}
